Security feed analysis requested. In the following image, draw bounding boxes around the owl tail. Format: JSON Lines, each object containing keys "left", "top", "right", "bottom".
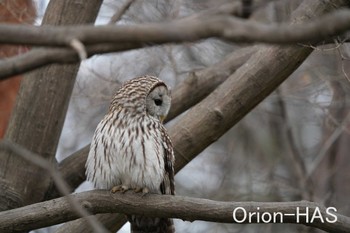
{"left": 128, "top": 215, "right": 175, "bottom": 233}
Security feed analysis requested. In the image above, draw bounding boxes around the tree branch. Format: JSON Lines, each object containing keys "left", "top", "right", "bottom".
{"left": 168, "top": 46, "right": 256, "bottom": 121}
{"left": 0, "top": 9, "right": 349, "bottom": 47}
{"left": 0, "top": 43, "right": 139, "bottom": 80}
{"left": 108, "top": 0, "right": 135, "bottom": 24}
{"left": 0, "top": 190, "right": 349, "bottom": 233}
{"left": 1, "top": 8, "right": 349, "bottom": 80}
{"left": 276, "top": 89, "right": 312, "bottom": 200}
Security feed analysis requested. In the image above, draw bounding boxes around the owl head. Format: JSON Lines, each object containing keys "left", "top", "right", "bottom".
{"left": 110, "top": 75, "right": 171, "bottom": 122}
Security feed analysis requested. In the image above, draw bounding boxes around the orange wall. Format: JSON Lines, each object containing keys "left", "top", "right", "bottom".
{"left": 0, "top": 0, "right": 36, "bottom": 138}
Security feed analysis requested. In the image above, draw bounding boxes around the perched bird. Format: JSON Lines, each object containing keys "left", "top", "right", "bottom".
{"left": 86, "top": 75, "right": 175, "bottom": 233}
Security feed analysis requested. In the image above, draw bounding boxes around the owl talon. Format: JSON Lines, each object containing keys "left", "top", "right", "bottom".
{"left": 111, "top": 185, "right": 130, "bottom": 193}
{"left": 142, "top": 187, "right": 149, "bottom": 194}
{"left": 133, "top": 187, "right": 149, "bottom": 196}
{"left": 134, "top": 187, "right": 143, "bottom": 193}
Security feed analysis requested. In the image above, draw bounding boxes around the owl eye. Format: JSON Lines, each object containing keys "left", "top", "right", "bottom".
{"left": 154, "top": 98, "right": 162, "bottom": 106}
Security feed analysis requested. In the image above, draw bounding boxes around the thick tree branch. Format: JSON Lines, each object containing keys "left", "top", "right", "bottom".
{"left": 0, "top": 190, "right": 350, "bottom": 233}
{"left": 0, "top": 9, "right": 349, "bottom": 47}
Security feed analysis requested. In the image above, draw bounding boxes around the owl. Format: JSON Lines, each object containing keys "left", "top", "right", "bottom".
{"left": 86, "top": 75, "right": 175, "bottom": 233}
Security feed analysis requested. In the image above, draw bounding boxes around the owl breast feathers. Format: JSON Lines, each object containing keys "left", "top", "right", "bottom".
{"left": 86, "top": 75, "right": 175, "bottom": 233}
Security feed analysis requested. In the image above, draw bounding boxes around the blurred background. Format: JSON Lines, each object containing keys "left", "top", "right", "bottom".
{"left": 1, "top": 0, "right": 349, "bottom": 232}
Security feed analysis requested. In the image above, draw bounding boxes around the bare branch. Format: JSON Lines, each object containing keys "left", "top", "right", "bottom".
{"left": 168, "top": 46, "right": 256, "bottom": 121}
{"left": 308, "top": 112, "right": 350, "bottom": 178}
{"left": 276, "top": 89, "right": 312, "bottom": 200}
{"left": 0, "top": 190, "right": 349, "bottom": 233}
{"left": 1, "top": 6, "right": 349, "bottom": 80}
{"left": 69, "top": 39, "right": 87, "bottom": 60}
{"left": 0, "top": 43, "right": 140, "bottom": 80}
{"left": 0, "top": 9, "right": 349, "bottom": 48}
{"left": 108, "top": 0, "right": 135, "bottom": 24}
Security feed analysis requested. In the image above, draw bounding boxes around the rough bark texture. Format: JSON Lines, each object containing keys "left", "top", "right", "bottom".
{"left": 0, "top": 0, "right": 103, "bottom": 211}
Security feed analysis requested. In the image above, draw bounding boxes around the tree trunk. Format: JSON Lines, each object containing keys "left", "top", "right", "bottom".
{"left": 0, "top": 0, "right": 103, "bottom": 211}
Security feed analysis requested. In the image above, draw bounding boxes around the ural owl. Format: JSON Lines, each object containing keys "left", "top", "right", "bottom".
{"left": 86, "top": 76, "right": 175, "bottom": 233}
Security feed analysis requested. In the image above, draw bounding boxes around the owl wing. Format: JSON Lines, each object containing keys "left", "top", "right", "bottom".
{"left": 160, "top": 125, "right": 175, "bottom": 195}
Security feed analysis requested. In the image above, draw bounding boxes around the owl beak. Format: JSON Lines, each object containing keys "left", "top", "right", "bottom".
{"left": 159, "top": 115, "right": 166, "bottom": 123}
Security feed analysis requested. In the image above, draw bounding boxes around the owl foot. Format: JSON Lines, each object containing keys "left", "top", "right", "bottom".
{"left": 134, "top": 187, "right": 149, "bottom": 196}
{"left": 111, "top": 185, "right": 130, "bottom": 193}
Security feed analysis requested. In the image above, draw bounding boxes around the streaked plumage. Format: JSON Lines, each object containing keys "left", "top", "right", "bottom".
{"left": 86, "top": 75, "right": 175, "bottom": 233}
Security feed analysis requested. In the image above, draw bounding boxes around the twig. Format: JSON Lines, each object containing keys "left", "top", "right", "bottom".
{"left": 276, "top": 89, "right": 312, "bottom": 200}
{"left": 307, "top": 112, "right": 350, "bottom": 179}
{"left": 70, "top": 39, "right": 87, "bottom": 60}
{"left": 0, "top": 140, "right": 109, "bottom": 233}
{"left": 336, "top": 44, "right": 350, "bottom": 82}
{"left": 108, "top": 0, "right": 135, "bottom": 24}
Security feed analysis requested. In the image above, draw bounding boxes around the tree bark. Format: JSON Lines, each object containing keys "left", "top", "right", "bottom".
{"left": 0, "top": 0, "right": 103, "bottom": 211}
